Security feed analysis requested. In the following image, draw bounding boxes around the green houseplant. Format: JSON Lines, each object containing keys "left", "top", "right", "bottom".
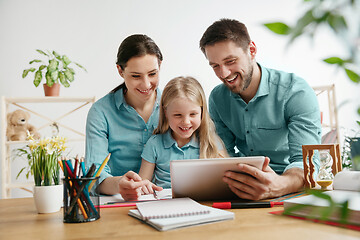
{"left": 22, "top": 49, "right": 87, "bottom": 90}
{"left": 17, "top": 132, "right": 67, "bottom": 186}
{"left": 16, "top": 132, "right": 67, "bottom": 213}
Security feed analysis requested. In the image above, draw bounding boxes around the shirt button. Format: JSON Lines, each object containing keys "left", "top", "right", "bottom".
{"left": 246, "top": 131, "right": 250, "bottom": 134}
{"left": 245, "top": 109, "right": 248, "bottom": 112}
{"left": 250, "top": 149, "right": 253, "bottom": 152}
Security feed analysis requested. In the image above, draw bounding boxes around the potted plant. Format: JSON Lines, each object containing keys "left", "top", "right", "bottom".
{"left": 22, "top": 49, "right": 87, "bottom": 96}
{"left": 16, "top": 132, "right": 67, "bottom": 213}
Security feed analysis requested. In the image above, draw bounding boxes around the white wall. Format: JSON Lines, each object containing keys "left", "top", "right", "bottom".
{"left": 1, "top": 0, "right": 359, "bottom": 198}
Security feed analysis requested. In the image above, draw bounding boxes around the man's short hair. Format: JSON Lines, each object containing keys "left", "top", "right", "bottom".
{"left": 199, "top": 18, "right": 251, "bottom": 55}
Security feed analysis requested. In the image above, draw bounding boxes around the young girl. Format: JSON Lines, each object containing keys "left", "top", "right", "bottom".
{"left": 139, "top": 76, "right": 228, "bottom": 191}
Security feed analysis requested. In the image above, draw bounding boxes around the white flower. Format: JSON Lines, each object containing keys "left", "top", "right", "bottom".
{"left": 45, "top": 143, "right": 55, "bottom": 155}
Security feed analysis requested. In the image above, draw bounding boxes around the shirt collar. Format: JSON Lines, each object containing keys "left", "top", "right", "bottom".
{"left": 230, "top": 63, "right": 269, "bottom": 101}
{"left": 163, "top": 130, "right": 199, "bottom": 149}
{"left": 255, "top": 63, "right": 270, "bottom": 98}
{"left": 114, "top": 87, "right": 161, "bottom": 110}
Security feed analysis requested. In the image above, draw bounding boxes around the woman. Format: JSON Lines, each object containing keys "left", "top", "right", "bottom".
{"left": 85, "top": 34, "right": 163, "bottom": 200}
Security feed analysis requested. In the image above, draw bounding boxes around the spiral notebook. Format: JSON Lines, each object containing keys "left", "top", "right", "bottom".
{"left": 129, "top": 198, "right": 234, "bottom": 231}
{"left": 136, "top": 198, "right": 210, "bottom": 220}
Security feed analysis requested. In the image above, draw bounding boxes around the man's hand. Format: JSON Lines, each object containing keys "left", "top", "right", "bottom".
{"left": 222, "top": 157, "right": 304, "bottom": 200}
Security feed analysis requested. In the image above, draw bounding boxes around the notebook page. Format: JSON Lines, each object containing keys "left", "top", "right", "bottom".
{"left": 136, "top": 198, "right": 210, "bottom": 220}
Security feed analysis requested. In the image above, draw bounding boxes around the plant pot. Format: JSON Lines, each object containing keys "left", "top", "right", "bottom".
{"left": 43, "top": 83, "right": 60, "bottom": 96}
{"left": 33, "top": 184, "right": 63, "bottom": 213}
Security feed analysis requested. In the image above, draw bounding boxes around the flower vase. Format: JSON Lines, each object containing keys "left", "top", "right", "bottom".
{"left": 43, "top": 83, "right": 60, "bottom": 96}
{"left": 33, "top": 184, "right": 63, "bottom": 213}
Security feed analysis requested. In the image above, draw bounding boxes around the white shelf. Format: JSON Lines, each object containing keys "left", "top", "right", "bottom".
{"left": 1, "top": 96, "right": 95, "bottom": 199}
{"left": 5, "top": 96, "right": 95, "bottom": 103}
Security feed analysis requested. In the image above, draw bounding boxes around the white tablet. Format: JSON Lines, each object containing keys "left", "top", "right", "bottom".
{"left": 170, "top": 156, "right": 265, "bottom": 201}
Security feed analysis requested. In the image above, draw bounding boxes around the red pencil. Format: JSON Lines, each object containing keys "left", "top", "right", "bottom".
{"left": 98, "top": 203, "right": 137, "bottom": 208}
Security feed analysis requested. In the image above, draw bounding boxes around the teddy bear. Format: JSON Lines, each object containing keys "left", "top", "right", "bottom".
{"left": 6, "top": 109, "right": 41, "bottom": 141}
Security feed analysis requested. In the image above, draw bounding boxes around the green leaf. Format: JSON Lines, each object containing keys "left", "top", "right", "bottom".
{"left": 29, "top": 59, "right": 42, "bottom": 64}
{"left": 74, "top": 62, "right": 87, "bottom": 72}
{"left": 316, "top": 11, "right": 330, "bottom": 23}
{"left": 68, "top": 67, "right": 75, "bottom": 75}
{"left": 327, "top": 14, "right": 347, "bottom": 33}
{"left": 36, "top": 49, "right": 49, "bottom": 57}
{"left": 307, "top": 189, "right": 332, "bottom": 201}
{"left": 62, "top": 55, "right": 71, "bottom": 66}
{"left": 39, "top": 65, "right": 47, "bottom": 71}
{"left": 52, "top": 51, "right": 61, "bottom": 60}
{"left": 289, "top": 9, "right": 315, "bottom": 43}
{"left": 34, "top": 70, "right": 42, "bottom": 87}
{"left": 339, "top": 200, "right": 349, "bottom": 224}
{"left": 64, "top": 68, "right": 74, "bottom": 83}
{"left": 357, "top": 107, "right": 360, "bottom": 115}
{"left": 22, "top": 68, "right": 36, "bottom": 78}
{"left": 16, "top": 167, "right": 26, "bottom": 179}
{"left": 45, "top": 71, "right": 54, "bottom": 87}
{"left": 264, "top": 22, "right": 291, "bottom": 35}
{"left": 59, "top": 72, "right": 68, "bottom": 87}
{"left": 345, "top": 68, "right": 360, "bottom": 83}
{"left": 50, "top": 70, "right": 59, "bottom": 82}
{"left": 48, "top": 59, "right": 59, "bottom": 71}
{"left": 323, "top": 57, "right": 345, "bottom": 66}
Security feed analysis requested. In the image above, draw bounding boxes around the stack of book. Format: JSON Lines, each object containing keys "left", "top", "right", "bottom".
{"left": 282, "top": 171, "right": 360, "bottom": 228}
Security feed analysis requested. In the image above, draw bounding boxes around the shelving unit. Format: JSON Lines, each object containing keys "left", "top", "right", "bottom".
{"left": 312, "top": 84, "right": 340, "bottom": 144}
{"left": 1, "top": 96, "right": 95, "bottom": 199}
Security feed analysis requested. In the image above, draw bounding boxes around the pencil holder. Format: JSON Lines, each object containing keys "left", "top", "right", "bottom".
{"left": 63, "top": 176, "right": 100, "bottom": 223}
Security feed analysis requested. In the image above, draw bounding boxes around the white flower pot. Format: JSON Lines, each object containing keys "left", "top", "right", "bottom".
{"left": 33, "top": 184, "right": 63, "bottom": 214}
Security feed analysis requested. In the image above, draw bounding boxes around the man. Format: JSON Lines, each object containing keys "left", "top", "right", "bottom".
{"left": 199, "top": 19, "right": 321, "bottom": 200}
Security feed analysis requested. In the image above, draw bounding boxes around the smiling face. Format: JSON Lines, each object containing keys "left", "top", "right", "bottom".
{"left": 165, "top": 97, "right": 202, "bottom": 148}
{"left": 205, "top": 40, "right": 255, "bottom": 95}
{"left": 117, "top": 54, "right": 160, "bottom": 104}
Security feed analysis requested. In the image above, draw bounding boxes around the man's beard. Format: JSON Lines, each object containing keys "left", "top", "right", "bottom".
{"left": 227, "top": 65, "right": 253, "bottom": 94}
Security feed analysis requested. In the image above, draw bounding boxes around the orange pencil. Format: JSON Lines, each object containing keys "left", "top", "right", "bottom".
{"left": 88, "top": 153, "right": 111, "bottom": 191}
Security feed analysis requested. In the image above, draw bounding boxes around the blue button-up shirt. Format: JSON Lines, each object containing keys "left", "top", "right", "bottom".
{"left": 209, "top": 64, "right": 321, "bottom": 174}
{"left": 141, "top": 130, "right": 200, "bottom": 188}
{"left": 85, "top": 88, "right": 161, "bottom": 183}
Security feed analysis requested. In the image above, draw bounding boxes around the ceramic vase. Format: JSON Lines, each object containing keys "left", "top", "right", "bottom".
{"left": 33, "top": 184, "right": 63, "bottom": 214}
{"left": 43, "top": 83, "right": 60, "bottom": 96}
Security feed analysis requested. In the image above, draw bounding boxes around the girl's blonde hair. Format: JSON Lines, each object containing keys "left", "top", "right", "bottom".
{"left": 154, "top": 76, "right": 226, "bottom": 158}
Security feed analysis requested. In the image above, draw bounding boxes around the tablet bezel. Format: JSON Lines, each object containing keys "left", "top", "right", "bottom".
{"left": 170, "top": 156, "right": 265, "bottom": 201}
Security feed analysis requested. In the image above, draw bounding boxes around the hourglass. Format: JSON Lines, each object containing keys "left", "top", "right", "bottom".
{"left": 302, "top": 144, "right": 342, "bottom": 189}
{"left": 316, "top": 150, "right": 334, "bottom": 190}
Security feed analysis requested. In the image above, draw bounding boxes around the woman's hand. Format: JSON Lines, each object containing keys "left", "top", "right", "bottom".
{"left": 140, "top": 181, "right": 163, "bottom": 196}
{"left": 118, "top": 171, "right": 162, "bottom": 201}
{"left": 118, "top": 171, "right": 144, "bottom": 200}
